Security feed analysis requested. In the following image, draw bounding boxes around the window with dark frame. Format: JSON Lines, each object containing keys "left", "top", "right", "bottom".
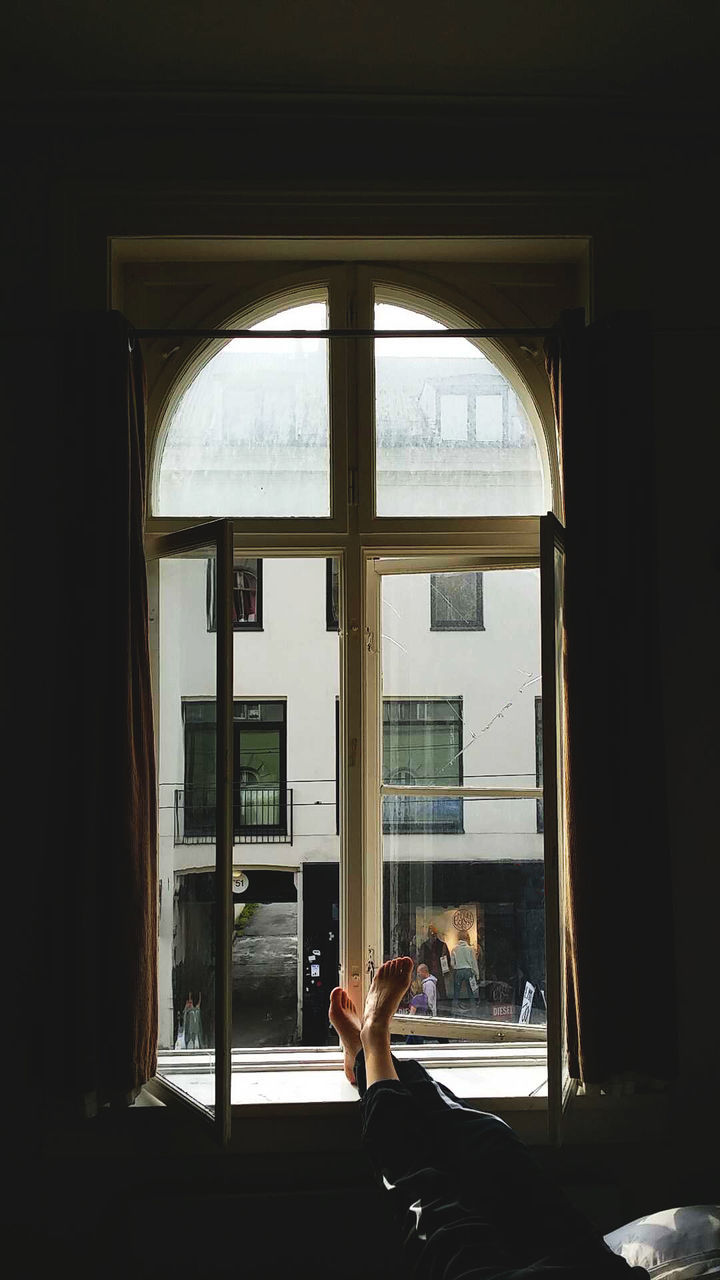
{"left": 382, "top": 699, "right": 464, "bottom": 834}
{"left": 430, "top": 572, "right": 484, "bottom": 631}
{"left": 206, "top": 557, "right": 263, "bottom": 631}
{"left": 326, "top": 557, "right": 339, "bottom": 631}
{"left": 182, "top": 699, "right": 287, "bottom": 839}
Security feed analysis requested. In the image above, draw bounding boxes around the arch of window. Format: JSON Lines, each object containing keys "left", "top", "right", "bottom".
{"left": 152, "top": 281, "right": 554, "bottom": 520}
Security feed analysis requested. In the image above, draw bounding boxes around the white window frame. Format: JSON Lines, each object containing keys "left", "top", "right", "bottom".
{"left": 143, "top": 260, "right": 567, "bottom": 1136}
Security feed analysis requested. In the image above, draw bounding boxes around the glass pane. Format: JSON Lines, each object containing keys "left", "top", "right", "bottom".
{"left": 384, "top": 825, "right": 546, "bottom": 1028}
{"left": 228, "top": 558, "right": 341, "bottom": 1056}
{"left": 374, "top": 302, "right": 545, "bottom": 517}
{"left": 155, "top": 301, "right": 330, "bottom": 517}
{"left": 382, "top": 568, "right": 542, "bottom": 784}
{"left": 381, "top": 567, "right": 545, "bottom": 1041}
{"left": 154, "top": 548, "right": 218, "bottom": 1112}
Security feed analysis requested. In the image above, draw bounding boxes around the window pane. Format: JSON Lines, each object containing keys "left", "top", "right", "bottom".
{"left": 228, "top": 560, "right": 341, "bottom": 1051}
{"left": 382, "top": 569, "right": 541, "bottom": 783}
{"left": 156, "top": 301, "right": 330, "bottom": 518}
{"left": 154, "top": 550, "right": 218, "bottom": 1111}
{"left": 384, "top": 819, "right": 547, "bottom": 1028}
{"left": 380, "top": 567, "right": 545, "bottom": 1038}
{"left": 156, "top": 557, "right": 341, "bottom": 1070}
{"left": 374, "top": 303, "right": 545, "bottom": 517}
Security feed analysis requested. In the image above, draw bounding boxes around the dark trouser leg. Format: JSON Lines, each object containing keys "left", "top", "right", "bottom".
{"left": 354, "top": 1051, "right": 638, "bottom": 1280}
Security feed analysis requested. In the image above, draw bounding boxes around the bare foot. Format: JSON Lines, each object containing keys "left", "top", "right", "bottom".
{"left": 329, "top": 987, "right": 362, "bottom": 1084}
{"left": 361, "top": 957, "right": 414, "bottom": 1047}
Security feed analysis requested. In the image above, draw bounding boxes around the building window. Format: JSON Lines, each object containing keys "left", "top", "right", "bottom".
{"left": 383, "top": 699, "right": 464, "bottom": 834}
{"left": 182, "top": 700, "right": 288, "bottom": 839}
{"left": 206, "top": 557, "right": 263, "bottom": 631}
{"left": 326, "top": 558, "right": 339, "bottom": 631}
{"left": 430, "top": 572, "right": 484, "bottom": 631}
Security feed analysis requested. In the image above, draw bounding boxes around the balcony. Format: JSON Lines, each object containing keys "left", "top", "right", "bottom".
{"left": 174, "top": 786, "right": 293, "bottom": 845}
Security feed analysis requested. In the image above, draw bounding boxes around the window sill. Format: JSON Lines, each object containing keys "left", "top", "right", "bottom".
{"left": 153, "top": 1044, "right": 548, "bottom": 1113}
{"left": 143, "top": 1048, "right": 671, "bottom": 1150}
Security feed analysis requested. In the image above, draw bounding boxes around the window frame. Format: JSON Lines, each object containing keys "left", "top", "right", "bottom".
{"left": 142, "top": 260, "right": 567, "bottom": 1136}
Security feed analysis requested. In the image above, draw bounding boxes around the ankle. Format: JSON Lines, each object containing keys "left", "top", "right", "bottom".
{"left": 361, "top": 1018, "right": 391, "bottom": 1049}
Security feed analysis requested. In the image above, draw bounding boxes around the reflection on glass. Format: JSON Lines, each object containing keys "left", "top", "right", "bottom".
{"left": 228, "top": 560, "right": 341, "bottom": 1049}
{"left": 154, "top": 551, "right": 217, "bottom": 1110}
{"left": 156, "top": 301, "right": 330, "bottom": 517}
{"left": 374, "top": 302, "right": 545, "bottom": 517}
{"left": 385, "top": 839, "right": 546, "bottom": 1029}
{"left": 155, "top": 556, "right": 343, "bottom": 1094}
{"left": 381, "top": 567, "right": 545, "bottom": 1035}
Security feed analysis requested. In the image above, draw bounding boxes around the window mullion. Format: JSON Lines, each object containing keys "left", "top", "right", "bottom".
{"left": 361, "top": 552, "right": 383, "bottom": 1004}
{"left": 341, "top": 537, "right": 366, "bottom": 1013}
{"left": 353, "top": 267, "right": 376, "bottom": 534}
{"left": 328, "top": 267, "right": 352, "bottom": 532}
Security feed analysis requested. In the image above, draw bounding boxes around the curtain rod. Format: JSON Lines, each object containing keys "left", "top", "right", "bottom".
{"left": 134, "top": 326, "right": 553, "bottom": 340}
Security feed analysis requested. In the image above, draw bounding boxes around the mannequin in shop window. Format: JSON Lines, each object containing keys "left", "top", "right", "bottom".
{"left": 418, "top": 924, "right": 452, "bottom": 1005}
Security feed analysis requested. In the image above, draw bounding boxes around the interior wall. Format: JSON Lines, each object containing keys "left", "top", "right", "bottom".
{"left": 6, "top": 91, "right": 718, "bottom": 1271}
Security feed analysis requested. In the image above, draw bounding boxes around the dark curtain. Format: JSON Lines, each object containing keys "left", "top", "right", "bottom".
{"left": 545, "top": 309, "right": 678, "bottom": 1087}
{"left": 51, "top": 312, "right": 157, "bottom": 1112}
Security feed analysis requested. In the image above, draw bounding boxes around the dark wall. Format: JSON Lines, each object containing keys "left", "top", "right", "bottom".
{"left": 5, "top": 88, "right": 719, "bottom": 1272}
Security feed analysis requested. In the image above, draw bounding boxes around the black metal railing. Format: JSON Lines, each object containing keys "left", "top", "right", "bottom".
{"left": 175, "top": 786, "right": 293, "bottom": 844}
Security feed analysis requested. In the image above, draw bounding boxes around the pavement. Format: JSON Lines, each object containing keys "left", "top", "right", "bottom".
{"left": 231, "top": 901, "right": 298, "bottom": 1048}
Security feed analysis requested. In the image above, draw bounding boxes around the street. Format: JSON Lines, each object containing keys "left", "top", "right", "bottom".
{"left": 232, "top": 901, "right": 298, "bottom": 1048}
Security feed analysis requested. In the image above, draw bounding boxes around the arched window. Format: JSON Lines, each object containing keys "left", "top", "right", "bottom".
{"left": 148, "top": 266, "right": 565, "bottom": 1130}
{"left": 151, "top": 289, "right": 550, "bottom": 520}
{"left": 154, "top": 299, "right": 330, "bottom": 517}
{"left": 373, "top": 301, "right": 546, "bottom": 517}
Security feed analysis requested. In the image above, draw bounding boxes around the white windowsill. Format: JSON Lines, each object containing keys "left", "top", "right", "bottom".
{"left": 152, "top": 1044, "right": 548, "bottom": 1111}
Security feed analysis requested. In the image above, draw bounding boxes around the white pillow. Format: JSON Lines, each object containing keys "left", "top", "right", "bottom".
{"left": 604, "top": 1206, "right": 720, "bottom": 1280}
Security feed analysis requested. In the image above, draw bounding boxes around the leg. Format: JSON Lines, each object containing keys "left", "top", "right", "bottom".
{"left": 330, "top": 967, "right": 635, "bottom": 1280}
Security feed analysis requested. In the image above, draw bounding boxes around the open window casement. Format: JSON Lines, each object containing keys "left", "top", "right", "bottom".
{"left": 146, "top": 519, "right": 235, "bottom": 1145}
{"left": 540, "top": 512, "right": 576, "bottom": 1144}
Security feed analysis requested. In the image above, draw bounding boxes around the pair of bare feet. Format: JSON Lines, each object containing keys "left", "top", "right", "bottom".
{"left": 329, "top": 956, "right": 414, "bottom": 1086}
